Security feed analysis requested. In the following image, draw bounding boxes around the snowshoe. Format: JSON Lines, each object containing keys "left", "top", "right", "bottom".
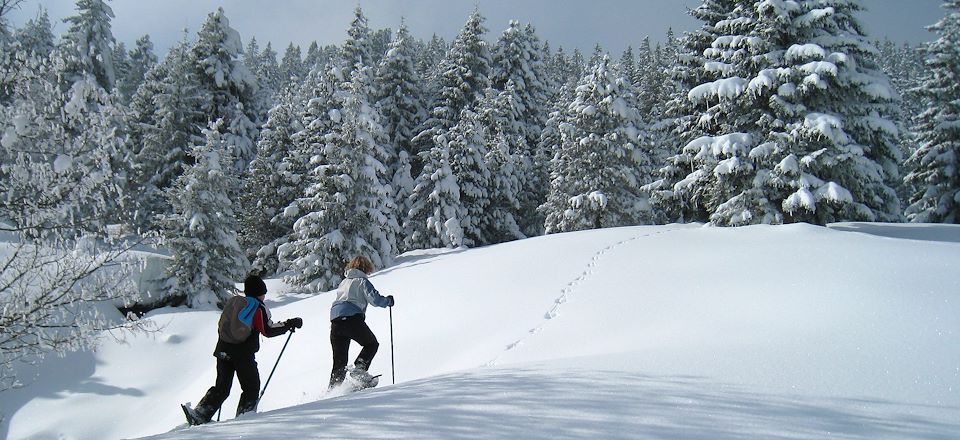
{"left": 348, "top": 371, "right": 381, "bottom": 391}
{"left": 181, "top": 403, "right": 204, "bottom": 426}
{"left": 180, "top": 403, "right": 212, "bottom": 426}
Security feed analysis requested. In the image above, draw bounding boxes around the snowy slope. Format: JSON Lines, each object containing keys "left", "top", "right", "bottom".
{"left": 2, "top": 223, "right": 958, "bottom": 439}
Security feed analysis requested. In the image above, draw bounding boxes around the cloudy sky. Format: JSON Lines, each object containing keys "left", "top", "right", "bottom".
{"left": 6, "top": 0, "right": 947, "bottom": 57}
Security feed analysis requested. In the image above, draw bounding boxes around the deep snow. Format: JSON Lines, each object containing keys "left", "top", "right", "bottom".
{"left": 2, "top": 223, "right": 958, "bottom": 439}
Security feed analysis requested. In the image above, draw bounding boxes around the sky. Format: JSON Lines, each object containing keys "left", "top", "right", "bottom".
{"left": 2, "top": 222, "right": 958, "bottom": 438}
{"left": 5, "top": 0, "right": 948, "bottom": 58}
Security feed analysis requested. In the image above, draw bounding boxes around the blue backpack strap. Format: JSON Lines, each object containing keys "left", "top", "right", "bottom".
{"left": 237, "top": 297, "right": 260, "bottom": 326}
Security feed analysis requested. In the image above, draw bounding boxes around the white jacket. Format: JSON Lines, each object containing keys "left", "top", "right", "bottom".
{"left": 329, "top": 268, "right": 391, "bottom": 320}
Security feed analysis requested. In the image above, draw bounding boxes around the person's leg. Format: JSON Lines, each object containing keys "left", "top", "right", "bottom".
{"left": 349, "top": 319, "right": 379, "bottom": 372}
{"left": 195, "top": 356, "right": 235, "bottom": 422}
{"left": 235, "top": 354, "right": 261, "bottom": 416}
{"left": 328, "top": 318, "right": 351, "bottom": 388}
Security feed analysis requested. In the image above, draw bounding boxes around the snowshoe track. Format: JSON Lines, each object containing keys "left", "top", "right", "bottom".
{"left": 488, "top": 228, "right": 678, "bottom": 365}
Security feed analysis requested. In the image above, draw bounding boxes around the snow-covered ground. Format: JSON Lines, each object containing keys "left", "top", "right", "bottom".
{"left": 2, "top": 223, "right": 958, "bottom": 439}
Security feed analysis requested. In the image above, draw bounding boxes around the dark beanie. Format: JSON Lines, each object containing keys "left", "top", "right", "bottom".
{"left": 244, "top": 275, "right": 267, "bottom": 297}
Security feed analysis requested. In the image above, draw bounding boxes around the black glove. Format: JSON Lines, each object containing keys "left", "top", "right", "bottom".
{"left": 285, "top": 317, "right": 303, "bottom": 329}
{"left": 386, "top": 295, "right": 395, "bottom": 307}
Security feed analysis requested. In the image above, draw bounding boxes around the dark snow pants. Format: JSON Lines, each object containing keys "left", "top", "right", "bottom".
{"left": 329, "top": 314, "right": 379, "bottom": 388}
{"left": 197, "top": 352, "right": 260, "bottom": 419}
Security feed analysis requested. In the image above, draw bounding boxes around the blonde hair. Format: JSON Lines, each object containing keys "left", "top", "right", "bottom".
{"left": 345, "top": 255, "right": 374, "bottom": 274}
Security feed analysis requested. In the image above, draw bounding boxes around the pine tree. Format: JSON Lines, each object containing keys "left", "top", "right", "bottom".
{"left": 1, "top": 47, "right": 127, "bottom": 238}
{"left": 490, "top": 20, "right": 549, "bottom": 147}
{"left": 374, "top": 22, "right": 427, "bottom": 232}
{"left": 488, "top": 22, "right": 553, "bottom": 238}
{"left": 342, "top": 6, "right": 373, "bottom": 75}
{"left": 245, "top": 39, "right": 281, "bottom": 119}
{"left": 243, "top": 37, "right": 261, "bottom": 74}
{"left": 161, "top": 122, "right": 248, "bottom": 308}
{"left": 542, "top": 55, "right": 653, "bottom": 233}
{"left": 279, "top": 67, "right": 398, "bottom": 292}
{"left": 369, "top": 27, "right": 393, "bottom": 66}
{"left": 240, "top": 89, "right": 303, "bottom": 274}
{"left": 411, "top": 9, "right": 491, "bottom": 158}
{"left": 477, "top": 84, "right": 526, "bottom": 243}
{"left": 416, "top": 34, "right": 448, "bottom": 87}
{"left": 303, "top": 41, "right": 322, "bottom": 71}
{"left": 375, "top": 22, "right": 427, "bottom": 155}
{"left": 115, "top": 35, "right": 156, "bottom": 103}
{"left": 280, "top": 42, "right": 305, "bottom": 82}
{"left": 128, "top": 38, "right": 204, "bottom": 229}
{"left": 58, "top": 0, "right": 117, "bottom": 91}
{"left": 13, "top": 7, "right": 55, "bottom": 58}
{"left": 404, "top": 131, "right": 467, "bottom": 250}
{"left": 651, "top": 0, "right": 901, "bottom": 226}
{"left": 618, "top": 45, "right": 638, "bottom": 86}
{"left": 446, "top": 108, "right": 491, "bottom": 246}
{"left": 904, "top": 0, "right": 960, "bottom": 223}
{"left": 190, "top": 7, "right": 260, "bottom": 174}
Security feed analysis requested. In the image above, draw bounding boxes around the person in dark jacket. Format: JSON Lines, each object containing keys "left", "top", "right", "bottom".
{"left": 328, "top": 256, "right": 394, "bottom": 390}
{"left": 187, "top": 275, "right": 302, "bottom": 424}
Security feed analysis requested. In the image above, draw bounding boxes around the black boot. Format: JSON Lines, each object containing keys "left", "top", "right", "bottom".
{"left": 182, "top": 403, "right": 216, "bottom": 425}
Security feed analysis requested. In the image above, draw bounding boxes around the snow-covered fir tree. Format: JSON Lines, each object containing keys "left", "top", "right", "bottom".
{"left": 12, "top": 7, "right": 55, "bottom": 59}
{"left": 244, "top": 37, "right": 261, "bottom": 74}
{"left": 444, "top": 107, "right": 491, "bottom": 246}
{"left": 303, "top": 41, "right": 322, "bottom": 71}
{"left": 489, "top": 21, "right": 551, "bottom": 237}
{"left": 650, "top": 1, "right": 784, "bottom": 225}
{"left": 1, "top": 46, "right": 127, "bottom": 238}
{"left": 281, "top": 62, "right": 345, "bottom": 212}
{"left": 374, "top": 21, "right": 427, "bottom": 232}
{"left": 278, "top": 67, "right": 398, "bottom": 292}
{"left": 57, "top": 0, "right": 116, "bottom": 91}
{"left": 279, "top": 42, "right": 305, "bottom": 82}
{"left": 541, "top": 54, "right": 654, "bottom": 233}
{"left": 403, "top": 128, "right": 467, "bottom": 250}
{"left": 342, "top": 7, "right": 373, "bottom": 75}
{"left": 415, "top": 34, "right": 448, "bottom": 88}
{"left": 190, "top": 7, "right": 260, "bottom": 173}
{"left": 778, "top": 0, "right": 902, "bottom": 224}
{"left": 618, "top": 45, "right": 638, "bottom": 86}
{"left": 244, "top": 38, "right": 282, "bottom": 119}
{"left": 239, "top": 89, "right": 304, "bottom": 275}
{"left": 160, "top": 122, "right": 248, "bottom": 308}
{"left": 411, "top": 9, "right": 491, "bottom": 158}
{"left": 115, "top": 35, "right": 156, "bottom": 103}
{"left": 490, "top": 20, "right": 549, "bottom": 147}
{"left": 400, "top": 103, "right": 492, "bottom": 249}
{"left": 904, "top": 0, "right": 960, "bottom": 223}
{"left": 375, "top": 22, "right": 427, "bottom": 158}
{"left": 128, "top": 37, "right": 204, "bottom": 229}
{"left": 651, "top": 0, "right": 901, "bottom": 226}
{"left": 477, "top": 84, "right": 526, "bottom": 243}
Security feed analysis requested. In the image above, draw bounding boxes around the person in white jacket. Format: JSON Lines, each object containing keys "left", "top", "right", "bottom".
{"left": 328, "top": 255, "right": 394, "bottom": 389}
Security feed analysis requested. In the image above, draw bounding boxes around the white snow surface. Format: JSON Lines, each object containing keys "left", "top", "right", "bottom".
{"left": 2, "top": 223, "right": 959, "bottom": 439}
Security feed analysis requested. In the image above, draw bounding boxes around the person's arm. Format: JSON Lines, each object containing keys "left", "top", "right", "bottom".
{"left": 253, "top": 306, "right": 290, "bottom": 338}
{"left": 363, "top": 279, "right": 394, "bottom": 308}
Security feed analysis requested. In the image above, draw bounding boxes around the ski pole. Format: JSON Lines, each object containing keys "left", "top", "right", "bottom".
{"left": 389, "top": 306, "right": 395, "bottom": 384}
{"left": 259, "top": 328, "right": 295, "bottom": 402}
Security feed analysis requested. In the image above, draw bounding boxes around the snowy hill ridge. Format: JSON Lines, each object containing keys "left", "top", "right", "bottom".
{"left": 3, "top": 223, "right": 959, "bottom": 439}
